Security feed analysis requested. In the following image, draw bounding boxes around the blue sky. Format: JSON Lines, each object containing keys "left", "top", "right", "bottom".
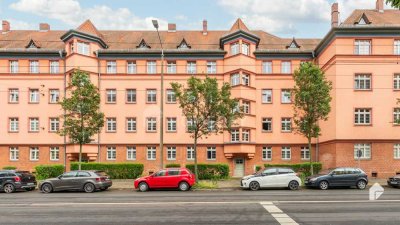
{"left": 0, "top": 0, "right": 394, "bottom": 38}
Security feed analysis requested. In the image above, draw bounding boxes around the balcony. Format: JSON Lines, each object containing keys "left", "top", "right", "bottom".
{"left": 223, "top": 143, "right": 256, "bottom": 159}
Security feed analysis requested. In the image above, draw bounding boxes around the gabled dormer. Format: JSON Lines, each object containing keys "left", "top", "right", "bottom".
{"left": 177, "top": 38, "right": 191, "bottom": 49}
{"left": 286, "top": 38, "right": 300, "bottom": 49}
{"left": 355, "top": 13, "right": 371, "bottom": 25}
{"left": 136, "top": 39, "right": 151, "bottom": 49}
{"left": 220, "top": 18, "right": 260, "bottom": 48}
{"left": 26, "top": 38, "right": 41, "bottom": 49}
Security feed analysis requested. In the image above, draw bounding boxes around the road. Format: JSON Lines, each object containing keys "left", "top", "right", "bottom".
{"left": 1, "top": 187, "right": 400, "bottom": 225}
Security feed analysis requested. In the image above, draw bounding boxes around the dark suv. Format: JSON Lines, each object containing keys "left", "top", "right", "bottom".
{"left": 305, "top": 167, "right": 368, "bottom": 190}
{"left": 0, "top": 170, "right": 37, "bottom": 193}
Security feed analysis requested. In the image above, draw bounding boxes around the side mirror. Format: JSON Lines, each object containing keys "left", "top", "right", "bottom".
{"left": 57, "top": 175, "right": 62, "bottom": 179}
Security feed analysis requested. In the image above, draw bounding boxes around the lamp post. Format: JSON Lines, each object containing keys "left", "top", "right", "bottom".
{"left": 152, "top": 20, "right": 164, "bottom": 169}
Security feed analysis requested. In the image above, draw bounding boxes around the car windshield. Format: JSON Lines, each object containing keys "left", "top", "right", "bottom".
{"left": 319, "top": 170, "right": 331, "bottom": 175}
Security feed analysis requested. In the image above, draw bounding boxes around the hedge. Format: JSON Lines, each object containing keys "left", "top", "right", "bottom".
{"left": 70, "top": 163, "right": 144, "bottom": 179}
{"left": 263, "top": 162, "right": 322, "bottom": 177}
{"left": 166, "top": 163, "right": 180, "bottom": 168}
{"left": 35, "top": 165, "right": 65, "bottom": 180}
{"left": 255, "top": 165, "right": 262, "bottom": 172}
{"left": 2, "top": 166, "right": 17, "bottom": 170}
{"left": 186, "top": 163, "right": 229, "bottom": 180}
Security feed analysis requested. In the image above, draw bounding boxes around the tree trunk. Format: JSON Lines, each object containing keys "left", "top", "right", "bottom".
{"left": 79, "top": 142, "right": 82, "bottom": 171}
{"left": 308, "top": 137, "right": 313, "bottom": 175}
{"left": 194, "top": 136, "right": 199, "bottom": 183}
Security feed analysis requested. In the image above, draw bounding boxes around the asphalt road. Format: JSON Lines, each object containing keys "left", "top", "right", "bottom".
{"left": 1, "top": 187, "right": 400, "bottom": 225}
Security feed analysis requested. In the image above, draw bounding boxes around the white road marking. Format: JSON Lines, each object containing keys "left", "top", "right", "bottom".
{"left": 260, "top": 202, "right": 299, "bottom": 225}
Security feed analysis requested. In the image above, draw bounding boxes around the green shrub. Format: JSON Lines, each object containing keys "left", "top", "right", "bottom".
{"left": 255, "top": 165, "right": 262, "bottom": 172}
{"left": 35, "top": 164, "right": 65, "bottom": 180}
{"left": 186, "top": 163, "right": 229, "bottom": 180}
{"left": 263, "top": 162, "right": 322, "bottom": 177}
{"left": 2, "top": 166, "right": 17, "bottom": 170}
{"left": 70, "top": 163, "right": 144, "bottom": 179}
{"left": 166, "top": 163, "right": 180, "bottom": 168}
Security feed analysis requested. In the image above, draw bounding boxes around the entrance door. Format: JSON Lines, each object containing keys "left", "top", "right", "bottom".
{"left": 233, "top": 158, "right": 245, "bottom": 177}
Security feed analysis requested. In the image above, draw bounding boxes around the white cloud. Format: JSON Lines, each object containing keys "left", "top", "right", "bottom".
{"left": 174, "top": 15, "right": 188, "bottom": 21}
{"left": 9, "top": 0, "right": 168, "bottom": 30}
{"left": 336, "top": 0, "right": 393, "bottom": 24}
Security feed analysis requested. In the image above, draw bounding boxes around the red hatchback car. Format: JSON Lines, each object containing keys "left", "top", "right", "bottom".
{"left": 134, "top": 168, "right": 196, "bottom": 192}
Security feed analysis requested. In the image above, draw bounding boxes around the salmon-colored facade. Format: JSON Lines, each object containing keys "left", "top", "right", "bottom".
{"left": 1, "top": 0, "right": 399, "bottom": 178}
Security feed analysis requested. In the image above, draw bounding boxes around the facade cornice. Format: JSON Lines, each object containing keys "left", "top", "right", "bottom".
{"left": 0, "top": 49, "right": 66, "bottom": 58}
{"left": 97, "top": 49, "right": 226, "bottom": 59}
{"left": 220, "top": 30, "right": 260, "bottom": 47}
{"left": 254, "top": 50, "right": 314, "bottom": 59}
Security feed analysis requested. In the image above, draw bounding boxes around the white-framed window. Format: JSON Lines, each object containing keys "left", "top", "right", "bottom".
{"left": 10, "top": 60, "right": 19, "bottom": 73}
{"left": 9, "top": 118, "right": 19, "bottom": 132}
{"left": 127, "top": 61, "right": 137, "bottom": 74}
{"left": 281, "top": 118, "right": 292, "bottom": 132}
{"left": 231, "top": 42, "right": 239, "bottom": 55}
{"left": 167, "top": 147, "right": 176, "bottom": 160}
{"left": 30, "top": 60, "right": 39, "bottom": 73}
{"left": 187, "top": 146, "right": 195, "bottom": 160}
{"left": 262, "top": 118, "right": 272, "bottom": 132}
{"left": 10, "top": 147, "right": 19, "bottom": 161}
{"left": 230, "top": 73, "right": 240, "bottom": 86}
{"left": 262, "top": 61, "right": 272, "bottom": 74}
{"left": 49, "top": 118, "right": 59, "bottom": 132}
{"left": 207, "top": 119, "right": 216, "bottom": 131}
{"left": 242, "top": 43, "right": 250, "bottom": 55}
{"left": 262, "top": 147, "right": 272, "bottom": 160}
{"left": 281, "top": 61, "right": 291, "bottom": 74}
{"left": 243, "top": 101, "right": 250, "bottom": 114}
{"left": 107, "top": 61, "right": 117, "bottom": 74}
{"left": 242, "top": 129, "right": 250, "bottom": 142}
{"left": 242, "top": 73, "right": 250, "bottom": 86}
{"left": 29, "top": 89, "right": 40, "bottom": 103}
{"left": 281, "top": 89, "right": 291, "bottom": 103}
{"left": 147, "top": 61, "right": 157, "bottom": 74}
{"left": 187, "top": 61, "right": 197, "bottom": 74}
{"left": 126, "top": 117, "right": 137, "bottom": 132}
{"left": 126, "top": 89, "right": 136, "bottom": 103}
{"left": 50, "top": 61, "right": 59, "bottom": 74}
{"left": 50, "top": 147, "right": 59, "bottom": 161}
{"left": 106, "top": 118, "right": 117, "bottom": 132}
{"left": 166, "top": 89, "right": 176, "bottom": 103}
{"left": 77, "top": 42, "right": 90, "bottom": 55}
{"left": 395, "top": 40, "right": 400, "bottom": 55}
{"left": 187, "top": 118, "right": 196, "bottom": 132}
{"left": 301, "top": 147, "right": 310, "bottom": 160}
{"left": 147, "top": 146, "right": 156, "bottom": 160}
{"left": 354, "top": 108, "right": 371, "bottom": 125}
{"left": 49, "top": 89, "right": 60, "bottom": 103}
{"left": 167, "top": 61, "right": 177, "bottom": 74}
{"left": 281, "top": 147, "right": 291, "bottom": 160}
{"left": 107, "top": 147, "right": 116, "bottom": 160}
{"left": 127, "top": 146, "right": 136, "bottom": 160}
{"left": 354, "top": 143, "right": 371, "bottom": 159}
{"left": 354, "top": 74, "right": 371, "bottom": 90}
{"left": 231, "top": 129, "right": 240, "bottom": 142}
{"left": 354, "top": 40, "right": 371, "bottom": 55}
{"left": 147, "top": 89, "right": 157, "bottom": 103}
{"left": 30, "top": 147, "right": 39, "bottom": 161}
{"left": 394, "top": 74, "right": 400, "bottom": 90}
{"left": 207, "top": 61, "right": 217, "bottom": 74}
{"left": 9, "top": 89, "right": 19, "bottom": 103}
{"left": 146, "top": 117, "right": 157, "bottom": 132}
{"left": 106, "top": 89, "right": 117, "bottom": 103}
{"left": 29, "top": 118, "right": 39, "bottom": 132}
{"left": 262, "top": 89, "right": 272, "bottom": 103}
{"left": 394, "top": 144, "right": 400, "bottom": 159}
{"left": 207, "top": 147, "right": 216, "bottom": 160}
{"left": 167, "top": 117, "right": 177, "bottom": 132}
{"left": 394, "top": 108, "right": 400, "bottom": 125}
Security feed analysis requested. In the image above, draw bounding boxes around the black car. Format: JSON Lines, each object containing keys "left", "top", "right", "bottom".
{"left": 387, "top": 175, "right": 400, "bottom": 188}
{"left": 0, "top": 170, "right": 37, "bottom": 193}
{"left": 305, "top": 167, "right": 368, "bottom": 190}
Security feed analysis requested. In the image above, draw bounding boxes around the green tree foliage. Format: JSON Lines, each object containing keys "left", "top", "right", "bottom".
{"left": 59, "top": 70, "right": 104, "bottom": 170}
{"left": 386, "top": 0, "right": 400, "bottom": 9}
{"left": 292, "top": 62, "right": 332, "bottom": 175}
{"left": 171, "top": 77, "right": 242, "bottom": 182}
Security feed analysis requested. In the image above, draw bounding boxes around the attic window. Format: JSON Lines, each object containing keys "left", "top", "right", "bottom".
{"left": 25, "top": 39, "right": 41, "bottom": 49}
{"left": 177, "top": 39, "right": 191, "bottom": 49}
{"left": 137, "top": 39, "right": 150, "bottom": 49}
{"left": 287, "top": 39, "right": 300, "bottom": 49}
{"left": 355, "top": 13, "right": 370, "bottom": 25}
{"left": 358, "top": 18, "right": 367, "bottom": 25}
{"left": 288, "top": 42, "right": 299, "bottom": 49}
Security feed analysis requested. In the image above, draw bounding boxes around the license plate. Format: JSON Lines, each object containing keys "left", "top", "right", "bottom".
{"left": 391, "top": 181, "right": 398, "bottom": 184}
{"left": 27, "top": 183, "right": 34, "bottom": 186}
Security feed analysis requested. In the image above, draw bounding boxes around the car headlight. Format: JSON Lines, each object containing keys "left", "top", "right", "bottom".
{"left": 309, "top": 178, "right": 317, "bottom": 182}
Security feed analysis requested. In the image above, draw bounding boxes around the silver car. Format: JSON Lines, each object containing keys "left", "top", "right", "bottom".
{"left": 39, "top": 170, "right": 112, "bottom": 193}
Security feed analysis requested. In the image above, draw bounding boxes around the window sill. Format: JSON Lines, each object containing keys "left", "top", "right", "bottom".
{"left": 125, "top": 102, "right": 137, "bottom": 104}
{"left": 166, "top": 131, "right": 177, "bottom": 133}
{"left": 106, "top": 159, "right": 116, "bottom": 161}
{"left": 206, "top": 159, "right": 217, "bottom": 161}
{"left": 147, "top": 159, "right": 156, "bottom": 161}
{"left": 8, "top": 102, "right": 19, "bottom": 104}
{"left": 126, "top": 131, "right": 137, "bottom": 133}
{"left": 50, "top": 159, "right": 60, "bottom": 161}
{"left": 262, "top": 159, "right": 272, "bottom": 161}
{"left": 106, "top": 131, "right": 117, "bottom": 133}
{"left": 262, "top": 131, "right": 273, "bottom": 133}
{"left": 146, "top": 131, "right": 157, "bottom": 133}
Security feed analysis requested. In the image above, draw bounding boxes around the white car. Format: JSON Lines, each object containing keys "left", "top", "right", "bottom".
{"left": 241, "top": 167, "right": 301, "bottom": 190}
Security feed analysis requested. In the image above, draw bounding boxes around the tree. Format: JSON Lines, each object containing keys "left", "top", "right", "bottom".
{"left": 292, "top": 62, "right": 332, "bottom": 175}
{"left": 59, "top": 70, "right": 104, "bottom": 170}
{"left": 171, "top": 77, "right": 242, "bottom": 182}
{"left": 386, "top": 0, "right": 400, "bottom": 9}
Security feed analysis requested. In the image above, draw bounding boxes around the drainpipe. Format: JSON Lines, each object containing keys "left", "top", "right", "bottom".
{"left": 60, "top": 50, "right": 67, "bottom": 172}
{"left": 95, "top": 50, "right": 101, "bottom": 162}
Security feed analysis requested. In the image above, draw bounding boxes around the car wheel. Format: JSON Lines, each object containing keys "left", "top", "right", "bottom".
{"left": 138, "top": 182, "right": 149, "bottom": 192}
{"left": 249, "top": 181, "right": 260, "bottom": 191}
{"left": 356, "top": 180, "right": 367, "bottom": 190}
{"left": 288, "top": 180, "right": 299, "bottom": 190}
{"left": 319, "top": 181, "right": 329, "bottom": 190}
{"left": 3, "top": 183, "right": 15, "bottom": 193}
{"left": 84, "top": 183, "right": 95, "bottom": 193}
{"left": 41, "top": 183, "right": 53, "bottom": 193}
{"left": 178, "top": 182, "right": 190, "bottom": 191}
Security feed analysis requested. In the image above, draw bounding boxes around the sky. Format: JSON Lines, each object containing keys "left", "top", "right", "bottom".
{"left": 0, "top": 0, "right": 395, "bottom": 38}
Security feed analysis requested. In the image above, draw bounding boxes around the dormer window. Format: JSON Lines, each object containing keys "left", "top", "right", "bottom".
{"left": 137, "top": 39, "right": 150, "bottom": 49}
{"left": 358, "top": 18, "right": 367, "bottom": 25}
{"left": 77, "top": 42, "right": 90, "bottom": 55}
{"left": 231, "top": 42, "right": 239, "bottom": 55}
{"left": 355, "top": 13, "right": 371, "bottom": 26}
{"left": 177, "top": 39, "right": 191, "bottom": 49}
{"left": 242, "top": 43, "right": 249, "bottom": 55}
{"left": 26, "top": 39, "right": 41, "bottom": 49}
{"left": 287, "top": 38, "right": 300, "bottom": 49}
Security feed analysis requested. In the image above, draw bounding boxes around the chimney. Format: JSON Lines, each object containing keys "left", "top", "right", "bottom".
{"left": 376, "top": 0, "right": 384, "bottom": 13}
{"left": 2, "top": 20, "right": 10, "bottom": 33}
{"left": 168, "top": 23, "right": 176, "bottom": 32}
{"left": 39, "top": 23, "right": 50, "bottom": 31}
{"left": 331, "top": 3, "right": 339, "bottom": 28}
{"left": 202, "top": 20, "right": 207, "bottom": 35}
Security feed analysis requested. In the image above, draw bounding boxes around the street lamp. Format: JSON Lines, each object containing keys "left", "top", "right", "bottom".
{"left": 152, "top": 19, "right": 164, "bottom": 169}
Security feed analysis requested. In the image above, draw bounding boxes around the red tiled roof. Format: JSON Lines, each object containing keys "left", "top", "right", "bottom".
{"left": 76, "top": 19, "right": 103, "bottom": 38}
{"left": 342, "top": 9, "right": 400, "bottom": 26}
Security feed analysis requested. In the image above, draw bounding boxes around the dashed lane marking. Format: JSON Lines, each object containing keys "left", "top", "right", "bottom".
{"left": 260, "top": 202, "right": 299, "bottom": 225}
